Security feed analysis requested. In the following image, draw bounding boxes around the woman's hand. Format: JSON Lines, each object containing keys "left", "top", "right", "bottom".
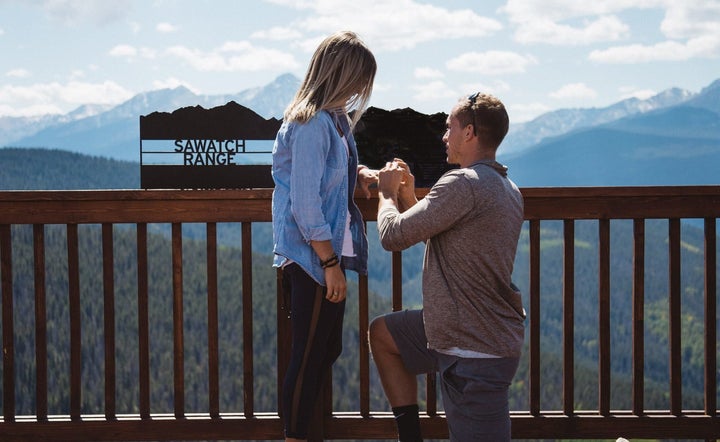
{"left": 357, "top": 165, "right": 379, "bottom": 199}
{"left": 324, "top": 265, "right": 347, "bottom": 303}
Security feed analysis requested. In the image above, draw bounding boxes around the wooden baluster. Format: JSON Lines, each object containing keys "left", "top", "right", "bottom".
{"left": 137, "top": 223, "right": 151, "bottom": 419}
{"left": 33, "top": 224, "right": 48, "bottom": 421}
{"left": 668, "top": 218, "right": 682, "bottom": 416}
{"left": 598, "top": 219, "right": 611, "bottom": 416}
{"left": 242, "top": 222, "right": 254, "bottom": 418}
{"left": 632, "top": 219, "right": 645, "bottom": 416}
{"left": 102, "top": 223, "right": 116, "bottom": 420}
{"left": 207, "top": 222, "right": 219, "bottom": 418}
{"left": 704, "top": 218, "right": 717, "bottom": 417}
{"left": 171, "top": 223, "right": 184, "bottom": 418}
{"left": 562, "top": 219, "right": 575, "bottom": 416}
{"left": 529, "top": 219, "right": 541, "bottom": 416}
{"left": 1, "top": 224, "right": 14, "bottom": 423}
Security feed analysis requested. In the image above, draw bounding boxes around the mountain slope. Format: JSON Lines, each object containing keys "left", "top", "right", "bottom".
{"left": 502, "top": 87, "right": 693, "bottom": 155}
{"left": 0, "top": 147, "right": 139, "bottom": 190}
{"left": 5, "top": 74, "right": 300, "bottom": 161}
{"left": 507, "top": 104, "right": 720, "bottom": 186}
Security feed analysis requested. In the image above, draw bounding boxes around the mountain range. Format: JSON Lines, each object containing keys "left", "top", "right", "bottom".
{"left": 506, "top": 79, "right": 720, "bottom": 186}
{"left": 1, "top": 74, "right": 719, "bottom": 186}
{"left": 0, "top": 73, "right": 299, "bottom": 161}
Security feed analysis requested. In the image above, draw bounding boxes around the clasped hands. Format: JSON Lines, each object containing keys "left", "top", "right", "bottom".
{"left": 378, "top": 158, "right": 416, "bottom": 210}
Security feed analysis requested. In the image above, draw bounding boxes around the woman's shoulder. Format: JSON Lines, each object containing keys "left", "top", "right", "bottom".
{"left": 286, "top": 110, "right": 333, "bottom": 131}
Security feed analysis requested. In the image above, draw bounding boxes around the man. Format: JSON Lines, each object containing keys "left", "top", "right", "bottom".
{"left": 369, "top": 92, "right": 526, "bottom": 441}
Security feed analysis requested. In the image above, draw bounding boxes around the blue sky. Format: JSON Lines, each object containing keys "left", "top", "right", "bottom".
{"left": 1, "top": 0, "right": 719, "bottom": 122}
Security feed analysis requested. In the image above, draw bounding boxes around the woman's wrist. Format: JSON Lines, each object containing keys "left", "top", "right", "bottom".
{"left": 320, "top": 252, "right": 339, "bottom": 268}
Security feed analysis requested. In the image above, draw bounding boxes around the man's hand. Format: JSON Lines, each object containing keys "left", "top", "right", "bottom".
{"left": 379, "top": 158, "right": 417, "bottom": 211}
{"left": 377, "top": 160, "right": 405, "bottom": 197}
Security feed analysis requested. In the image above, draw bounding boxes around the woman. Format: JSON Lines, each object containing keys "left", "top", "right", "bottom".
{"left": 271, "top": 30, "right": 377, "bottom": 441}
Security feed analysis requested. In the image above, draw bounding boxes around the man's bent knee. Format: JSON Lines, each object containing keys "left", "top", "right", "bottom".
{"left": 369, "top": 316, "right": 391, "bottom": 352}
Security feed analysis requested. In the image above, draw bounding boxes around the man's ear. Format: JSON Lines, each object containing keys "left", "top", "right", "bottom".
{"left": 464, "top": 124, "right": 474, "bottom": 139}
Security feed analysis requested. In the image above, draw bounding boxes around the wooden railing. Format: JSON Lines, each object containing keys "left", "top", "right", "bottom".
{"left": 0, "top": 186, "right": 718, "bottom": 441}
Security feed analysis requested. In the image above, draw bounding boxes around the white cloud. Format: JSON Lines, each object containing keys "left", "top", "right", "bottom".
{"left": 509, "top": 102, "right": 553, "bottom": 123}
{"left": 619, "top": 88, "right": 657, "bottom": 100}
{"left": 514, "top": 15, "right": 629, "bottom": 45}
{"left": 660, "top": 1, "right": 720, "bottom": 40}
{"left": 156, "top": 22, "right": 178, "bottom": 33}
{"left": 411, "top": 80, "right": 458, "bottom": 102}
{"left": 503, "top": 0, "right": 720, "bottom": 65}
{"left": 166, "top": 42, "right": 300, "bottom": 72}
{"left": 503, "top": 0, "right": 662, "bottom": 45}
{"left": 461, "top": 80, "right": 511, "bottom": 97}
{"left": 446, "top": 51, "right": 537, "bottom": 75}
{"left": 0, "top": 103, "right": 64, "bottom": 117}
{"left": 0, "top": 80, "right": 133, "bottom": 117}
{"left": 414, "top": 68, "right": 444, "bottom": 80}
{"left": 108, "top": 44, "right": 156, "bottom": 60}
{"left": 263, "top": 0, "right": 503, "bottom": 52}
{"left": 6, "top": 68, "right": 30, "bottom": 78}
{"left": 38, "top": 0, "right": 133, "bottom": 26}
{"left": 589, "top": 36, "right": 720, "bottom": 63}
{"left": 589, "top": 2, "right": 720, "bottom": 62}
{"left": 69, "top": 69, "right": 85, "bottom": 80}
{"left": 109, "top": 44, "right": 137, "bottom": 57}
{"left": 588, "top": 0, "right": 720, "bottom": 64}
{"left": 549, "top": 82, "right": 598, "bottom": 100}
{"left": 502, "top": 0, "right": 666, "bottom": 23}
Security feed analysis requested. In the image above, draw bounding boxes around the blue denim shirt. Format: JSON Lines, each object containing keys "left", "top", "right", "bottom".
{"left": 271, "top": 109, "right": 368, "bottom": 285}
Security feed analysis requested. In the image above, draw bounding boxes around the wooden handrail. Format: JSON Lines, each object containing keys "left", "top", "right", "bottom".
{"left": 0, "top": 186, "right": 718, "bottom": 441}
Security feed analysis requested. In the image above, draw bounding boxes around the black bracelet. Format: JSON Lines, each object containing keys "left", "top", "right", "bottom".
{"left": 322, "top": 258, "right": 339, "bottom": 269}
{"left": 320, "top": 253, "right": 339, "bottom": 268}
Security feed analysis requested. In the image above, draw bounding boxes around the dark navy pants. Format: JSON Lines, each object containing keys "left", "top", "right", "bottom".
{"left": 281, "top": 263, "right": 345, "bottom": 439}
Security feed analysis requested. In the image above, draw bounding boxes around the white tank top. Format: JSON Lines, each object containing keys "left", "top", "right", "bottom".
{"left": 341, "top": 135, "right": 355, "bottom": 257}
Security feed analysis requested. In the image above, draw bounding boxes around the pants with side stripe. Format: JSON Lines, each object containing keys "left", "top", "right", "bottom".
{"left": 281, "top": 263, "right": 345, "bottom": 439}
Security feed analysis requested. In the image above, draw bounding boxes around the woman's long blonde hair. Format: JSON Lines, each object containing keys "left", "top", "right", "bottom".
{"left": 284, "top": 31, "right": 376, "bottom": 128}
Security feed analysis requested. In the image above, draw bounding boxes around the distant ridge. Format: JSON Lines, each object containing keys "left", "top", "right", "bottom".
{"left": 2, "top": 75, "right": 719, "bottom": 187}
{"left": 3, "top": 74, "right": 300, "bottom": 161}
{"left": 502, "top": 86, "right": 694, "bottom": 156}
{"left": 507, "top": 85, "right": 720, "bottom": 187}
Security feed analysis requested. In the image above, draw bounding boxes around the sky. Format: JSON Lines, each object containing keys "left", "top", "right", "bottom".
{"left": 1, "top": 0, "right": 719, "bottom": 123}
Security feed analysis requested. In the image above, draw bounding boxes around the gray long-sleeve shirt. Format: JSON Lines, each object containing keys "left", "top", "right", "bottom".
{"left": 377, "top": 160, "right": 526, "bottom": 358}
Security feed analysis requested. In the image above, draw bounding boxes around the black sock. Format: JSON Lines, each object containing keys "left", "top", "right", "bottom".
{"left": 392, "top": 404, "right": 422, "bottom": 442}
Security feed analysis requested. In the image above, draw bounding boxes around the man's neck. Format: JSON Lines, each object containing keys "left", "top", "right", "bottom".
{"left": 459, "top": 149, "right": 495, "bottom": 168}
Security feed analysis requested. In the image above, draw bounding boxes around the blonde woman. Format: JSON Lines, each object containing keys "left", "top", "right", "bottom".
{"left": 271, "top": 31, "right": 377, "bottom": 441}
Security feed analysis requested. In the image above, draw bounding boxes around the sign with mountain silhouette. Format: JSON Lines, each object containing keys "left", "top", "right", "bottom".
{"left": 140, "top": 101, "right": 455, "bottom": 189}
{"left": 140, "top": 101, "right": 281, "bottom": 189}
{"left": 353, "top": 107, "right": 453, "bottom": 187}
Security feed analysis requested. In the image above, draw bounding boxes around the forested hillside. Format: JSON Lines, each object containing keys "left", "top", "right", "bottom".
{"left": 1, "top": 147, "right": 715, "bottom": 442}
{"left": 0, "top": 148, "right": 139, "bottom": 190}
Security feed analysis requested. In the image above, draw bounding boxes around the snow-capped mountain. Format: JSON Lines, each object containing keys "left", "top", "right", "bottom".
{"left": 2, "top": 74, "right": 717, "bottom": 173}
{"left": 501, "top": 87, "right": 694, "bottom": 156}
{"left": 2, "top": 74, "right": 300, "bottom": 161}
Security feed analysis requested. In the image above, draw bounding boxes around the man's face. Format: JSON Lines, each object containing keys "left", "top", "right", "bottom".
{"left": 441, "top": 105, "right": 466, "bottom": 165}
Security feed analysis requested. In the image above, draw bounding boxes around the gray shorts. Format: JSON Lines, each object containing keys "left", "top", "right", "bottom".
{"left": 383, "top": 309, "right": 520, "bottom": 442}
